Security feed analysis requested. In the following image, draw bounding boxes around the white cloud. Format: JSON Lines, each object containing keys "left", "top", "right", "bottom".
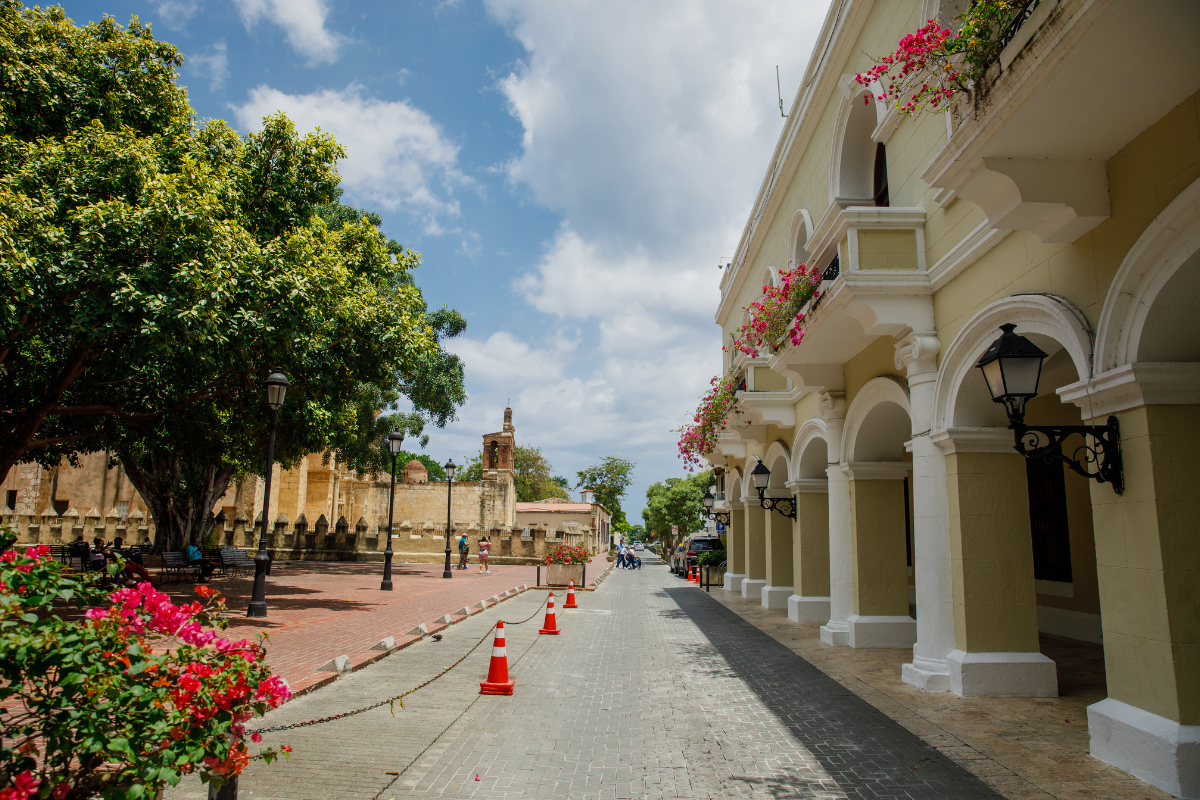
{"left": 439, "top": 0, "right": 828, "bottom": 516}
{"left": 231, "top": 85, "right": 468, "bottom": 232}
{"left": 231, "top": 0, "right": 344, "bottom": 65}
{"left": 189, "top": 42, "right": 229, "bottom": 91}
{"left": 148, "top": 0, "right": 203, "bottom": 27}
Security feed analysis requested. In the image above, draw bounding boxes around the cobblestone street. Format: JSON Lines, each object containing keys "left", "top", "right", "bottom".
{"left": 168, "top": 556, "right": 1000, "bottom": 800}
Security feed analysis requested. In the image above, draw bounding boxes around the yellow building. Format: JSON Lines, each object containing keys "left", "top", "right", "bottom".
{"left": 705, "top": 1, "right": 1200, "bottom": 795}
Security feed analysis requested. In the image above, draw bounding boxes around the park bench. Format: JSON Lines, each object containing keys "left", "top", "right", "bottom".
{"left": 160, "top": 551, "right": 200, "bottom": 584}
{"left": 219, "top": 546, "right": 256, "bottom": 577}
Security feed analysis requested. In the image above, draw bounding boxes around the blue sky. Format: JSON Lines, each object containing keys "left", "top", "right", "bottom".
{"left": 56, "top": 0, "right": 826, "bottom": 521}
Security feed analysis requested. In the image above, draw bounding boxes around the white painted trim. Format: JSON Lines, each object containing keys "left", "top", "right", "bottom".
{"left": 1093, "top": 174, "right": 1200, "bottom": 372}
{"left": 947, "top": 649, "right": 1058, "bottom": 697}
{"left": 841, "top": 376, "right": 912, "bottom": 465}
{"left": 1089, "top": 697, "right": 1200, "bottom": 799}
{"left": 788, "top": 595, "right": 831, "bottom": 623}
{"left": 847, "top": 614, "right": 917, "bottom": 648}
{"left": 930, "top": 427, "right": 1014, "bottom": 454}
{"left": 1037, "top": 605, "right": 1102, "bottom": 644}
{"left": 927, "top": 220, "right": 1009, "bottom": 292}
{"left": 740, "top": 578, "right": 766, "bottom": 599}
{"left": 841, "top": 462, "right": 911, "bottom": 480}
{"left": 820, "top": 620, "right": 850, "bottom": 646}
{"left": 723, "top": 572, "right": 746, "bottom": 592}
{"left": 931, "top": 294, "right": 1093, "bottom": 433}
{"left": 1058, "top": 362, "right": 1200, "bottom": 418}
{"left": 761, "top": 585, "right": 792, "bottom": 609}
{"left": 902, "top": 657, "right": 951, "bottom": 693}
{"left": 790, "top": 418, "right": 831, "bottom": 483}
{"left": 1034, "top": 579, "right": 1074, "bottom": 598}
{"left": 786, "top": 478, "right": 829, "bottom": 494}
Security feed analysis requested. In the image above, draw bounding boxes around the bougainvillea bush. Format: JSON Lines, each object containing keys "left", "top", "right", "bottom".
{"left": 854, "top": 1, "right": 1031, "bottom": 117}
{"left": 728, "top": 262, "right": 823, "bottom": 358}
{"left": 676, "top": 370, "right": 744, "bottom": 471}
{"left": 542, "top": 544, "right": 590, "bottom": 565}
{"left": 0, "top": 531, "right": 290, "bottom": 799}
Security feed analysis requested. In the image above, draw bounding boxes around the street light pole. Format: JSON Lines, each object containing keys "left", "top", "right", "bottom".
{"left": 248, "top": 369, "right": 288, "bottom": 618}
{"left": 381, "top": 429, "right": 404, "bottom": 591}
{"left": 442, "top": 458, "right": 456, "bottom": 579}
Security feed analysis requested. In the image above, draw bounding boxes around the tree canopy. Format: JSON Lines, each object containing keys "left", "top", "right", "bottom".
{"left": 575, "top": 456, "right": 635, "bottom": 525}
{"left": 0, "top": 5, "right": 466, "bottom": 548}
{"left": 642, "top": 470, "right": 712, "bottom": 547}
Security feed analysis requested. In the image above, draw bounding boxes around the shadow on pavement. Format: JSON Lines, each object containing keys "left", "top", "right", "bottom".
{"left": 664, "top": 586, "right": 1004, "bottom": 800}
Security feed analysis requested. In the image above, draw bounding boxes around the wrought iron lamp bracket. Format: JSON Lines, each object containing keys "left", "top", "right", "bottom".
{"left": 702, "top": 509, "right": 731, "bottom": 525}
{"left": 1010, "top": 415, "right": 1123, "bottom": 494}
{"left": 756, "top": 490, "right": 797, "bottom": 520}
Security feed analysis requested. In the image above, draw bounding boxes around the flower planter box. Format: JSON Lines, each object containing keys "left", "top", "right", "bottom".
{"left": 546, "top": 563, "right": 584, "bottom": 586}
{"left": 606, "top": 554, "right": 617, "bottom": 563}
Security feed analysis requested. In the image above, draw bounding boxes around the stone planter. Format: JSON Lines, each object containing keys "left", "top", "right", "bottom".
{"left": 606, "top": 554, "right": 617, "bottom": 563}
{"left": 546, "top": 563, "right": 585, "bottom": 586}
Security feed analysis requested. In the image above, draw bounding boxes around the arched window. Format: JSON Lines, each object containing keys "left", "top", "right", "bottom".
{"left": 490, "top": 441, "right": 499, "bottom": 469}
{"left": 873, "top": 143, "right": 889, "bottom": 207}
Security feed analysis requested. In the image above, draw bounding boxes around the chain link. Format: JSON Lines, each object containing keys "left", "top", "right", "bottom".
{"left": 247, "top": 591, "right": 561, "bottom": 734}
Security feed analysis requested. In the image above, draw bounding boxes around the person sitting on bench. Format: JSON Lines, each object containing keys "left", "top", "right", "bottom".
{"left": 184, "top": 543, "right": 216, "bottom": 583}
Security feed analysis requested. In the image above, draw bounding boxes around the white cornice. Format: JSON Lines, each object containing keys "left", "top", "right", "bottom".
{"left": 929, "top": 427, "right": 1014, "bottom": 454}
{"left": 840, "top": 461, "right": 912, "bottom": 480}
{"left": 928, "top": 219, "right": 1009, "bottom": 291}
{"left": 1057, "top": 362, "right": 1200, "bottom": 418}
{"left": 717, "top": 0, "right": 877, "bottom": 328}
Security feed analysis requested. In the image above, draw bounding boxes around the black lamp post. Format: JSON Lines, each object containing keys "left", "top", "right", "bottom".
{"left": 700, "top": 490, "right": 731, "bottom": 525}
{"left": 750, "top": 458, "right": 796, "bottom": 520}
{"left": 248, "top": 369, "right": 288, "bottom": 618}
{"left": 976, "top": 323, "right": 1123, "bottom": 492}
{"left": 442, "top": 458, "right": 456, "bottom": 579}
{"left": 380, "top": 428, "right": 404, "bottom": 591}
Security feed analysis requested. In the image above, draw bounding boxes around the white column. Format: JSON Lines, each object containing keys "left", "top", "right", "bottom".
{"left": 819, "top": 393, "right": 852, "bottom": 646}
{"left": 895, "top": 332, "right": 955, "bottom": 692}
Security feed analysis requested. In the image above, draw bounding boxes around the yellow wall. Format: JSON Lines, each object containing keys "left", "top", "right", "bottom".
{"left": 946, "top": 451, "right": 1040, "bottom": 653}
{"left": 1089, "top": 404, "right": 1200, "bottom": 725}
{"left": 857, "top": 229, "right": 919, "bottom": 270}
{"left": 848, "top": 478, "right": 909, "bottom": 616}
{"left": 843, "top": 337, "right": 906, "bottom": 410}
{"left": 793, "top": 493, "right": 831, "bottom": 597}
{"left": 764, "top": 507, "right": 794, "bottom": 587}
{"left": 744, "top": 504, "right": 766, "bottom": 581}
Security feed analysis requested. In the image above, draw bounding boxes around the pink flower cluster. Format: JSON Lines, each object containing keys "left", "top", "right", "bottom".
{"left": 854, "top": 20, "right": 962, "bottom": 116}
{"left": 0, "top": 771, "right": 38, "bottom": 800}
{"left": 86, "top": 582, "right": 217, "bottom": 647}
{"left": 0, "top": 544, "right": 51, "bottom": 575}
{"left": 728, "top": 262, "right": 822, "bottom": 357}
{"left": 676, "top": 371, "right": 743, "bottom": 470}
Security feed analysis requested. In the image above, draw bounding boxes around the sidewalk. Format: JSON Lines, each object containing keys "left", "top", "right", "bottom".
{"left": 157, "top": 555, "right": 607, "bottom": 694}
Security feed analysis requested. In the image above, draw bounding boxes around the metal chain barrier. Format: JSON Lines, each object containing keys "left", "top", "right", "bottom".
{"left": 247, "top": 591, "right": 562, "bottom": 734}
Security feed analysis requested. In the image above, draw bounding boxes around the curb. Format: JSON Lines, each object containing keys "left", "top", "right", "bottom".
{"left": 284, "top": 584, "right": 532, "bottom": 700}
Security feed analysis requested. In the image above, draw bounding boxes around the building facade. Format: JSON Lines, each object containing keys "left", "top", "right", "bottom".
{"left": 515, "top": 499, "right": 612, "bottom": 556}
{"left": 0, "top": 408, "right": 605, "bottom": 563}
{"left": 706, "top": 1, "right": 1200, "bottom": 796}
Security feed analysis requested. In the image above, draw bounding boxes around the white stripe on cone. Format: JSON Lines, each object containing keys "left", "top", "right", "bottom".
{"left": 492, "top": 646, "right": 507, "bottom": 657}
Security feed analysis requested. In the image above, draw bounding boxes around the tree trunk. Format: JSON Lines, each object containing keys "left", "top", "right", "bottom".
{"left": 119, "top": 452, "right": 236, "bottom": 553}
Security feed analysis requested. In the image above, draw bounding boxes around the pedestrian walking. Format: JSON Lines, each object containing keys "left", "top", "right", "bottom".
{"left": 478, "top": 536, "right": 491, "bottom": 574}
{"left": 458, "top": 533, "right": 470, "bottom": 569}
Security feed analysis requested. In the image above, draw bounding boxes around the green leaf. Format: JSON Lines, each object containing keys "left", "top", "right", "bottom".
{"left": 19, "top": 613, "right": 38, "bottom": 624}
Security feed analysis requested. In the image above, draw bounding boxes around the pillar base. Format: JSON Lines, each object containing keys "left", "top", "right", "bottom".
{"left": 902, "top": 654, "right": 951, "bottom": 692}
{"left": 947, "top": 649, "right": 1057, "bottom": 697}
{"left": 1088, "top": 697, "right": 1200, "bottom": 799}
{"left": 787, "top": 595, "right": 830, "bottom": 623}
{"left": 740, "top": 578, "right": 766, "bottom": 599}
{"left": 820, "top": 620, "right": 849, "bottom": 646}
{"left": 761, "top": 585, "right": 792, "bottom": 609}
{"left": 847, "top": 615, "right": 917, "bottom": 648}
{"left": 723, "top": 572, "right": 745, "bottom": 592}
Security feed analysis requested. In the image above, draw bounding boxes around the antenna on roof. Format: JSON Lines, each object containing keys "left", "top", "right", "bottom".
{"left": 776, "top": 66, "right": 788, "bottom": 118}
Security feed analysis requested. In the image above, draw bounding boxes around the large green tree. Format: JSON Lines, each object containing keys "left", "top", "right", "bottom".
{"left": 575, "top": 456, "right": 635, "bottom": 525}
{"left": 0, "top": 3, "right": 213, "bottom": 478}
{"left": 0, "top": 6, "right": 465, "bottom": 549}
{"left": 642, "top": 470, "right": 712, "bottom": 548}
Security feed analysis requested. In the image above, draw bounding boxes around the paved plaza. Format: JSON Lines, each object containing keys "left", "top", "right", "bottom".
{"left": 168, "top": 555, "right": 1003, "bottom": 800}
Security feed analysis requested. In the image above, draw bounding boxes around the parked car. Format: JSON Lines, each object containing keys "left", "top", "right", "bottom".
{"left": 633, "top": 542, "right": 644, "bottom": 551}
{"left": 671, "top": 536, "right": 723, "bottom": 575}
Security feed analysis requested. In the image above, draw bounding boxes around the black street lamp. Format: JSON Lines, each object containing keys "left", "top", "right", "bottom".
{"left": 381, "top": 428, "right": 405, "bottom": 591}
{"left": 442, "top": 458, "right": 456, "bottom": 579}
{"left": 976, "top": 323, "right": 1123, "bottom": 492}
{"left": 248, "top": 369, "right": 288, "bottom": 618}
{"left": 700, "top": 490, "right": 731, "bottom": 525}
{"left": 750, "top": 458, "right": 796, "bottom": 520}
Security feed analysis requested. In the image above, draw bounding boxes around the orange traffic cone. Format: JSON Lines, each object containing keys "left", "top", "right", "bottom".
{"left": 686, "top": 563, "right": 694, "bottom": 582}
{"left": 479, "top": 621, "right": 516, "bottom": 695}
{"left": 563, "top": 580, "right": 578, "bottom": 609}
{"left": 539, "top": 593, "right": 560, "bottom": 635}
{"left": 693, "top": 564, "right": 701, "bottom": 584}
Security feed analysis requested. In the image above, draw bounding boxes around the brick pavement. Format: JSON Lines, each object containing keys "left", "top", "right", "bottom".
{"left": 153, "top": 556, "right": 605, "bottom": 693}
{"left": 167, "top": 554, "right": 1003, "bottom": 800}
